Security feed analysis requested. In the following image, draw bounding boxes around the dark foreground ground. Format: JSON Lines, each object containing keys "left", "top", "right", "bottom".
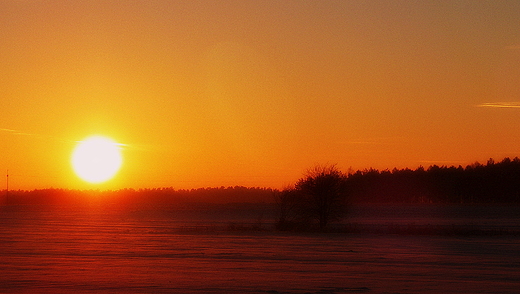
{"left": 0, "top": 204, "right": 519, "bottom": 293}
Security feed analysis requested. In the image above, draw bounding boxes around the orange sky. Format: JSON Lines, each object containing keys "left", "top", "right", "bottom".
{"left": 2, "top": 0, "right": 520, "bottom": 190}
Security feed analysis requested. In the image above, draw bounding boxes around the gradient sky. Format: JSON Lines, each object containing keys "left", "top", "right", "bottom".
{"left": 2, "top": 0, "right": 520, "bottom": 190}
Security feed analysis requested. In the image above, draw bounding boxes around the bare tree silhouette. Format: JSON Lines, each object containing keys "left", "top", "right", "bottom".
{"left": 277, "top": 164, "right": 350, "bottom": 231}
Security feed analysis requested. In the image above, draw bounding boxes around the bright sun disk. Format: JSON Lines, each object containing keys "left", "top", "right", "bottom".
{"left": 71, "top": 136, "right": 123, "bottom": 184}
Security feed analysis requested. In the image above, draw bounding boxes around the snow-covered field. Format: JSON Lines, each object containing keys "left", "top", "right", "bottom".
{"left": 1, "top": 204, "right": 518, "bottom": 293}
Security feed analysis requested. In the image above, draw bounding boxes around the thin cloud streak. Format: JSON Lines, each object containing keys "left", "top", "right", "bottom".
{"left": 0, "top": 128, "right": 33, "bottom": 136}
{"left": 476, "top": 102, "right": 520, "bottom": 108}
{"left": 1, "top": 128, "right": 133, "bottom": 147}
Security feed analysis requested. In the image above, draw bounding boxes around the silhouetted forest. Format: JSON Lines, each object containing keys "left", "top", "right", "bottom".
{"left": 2, "top": 157, "right": 520, "bottom": 205}
{"left": 1, "top": 186, "right": 276, "bottom": 206}
{"left": 347, "top": 157, "right": 520, "bottom": 204}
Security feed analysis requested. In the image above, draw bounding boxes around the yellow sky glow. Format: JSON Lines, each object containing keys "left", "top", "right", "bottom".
{"left": 2, "top": 0, "right": 520, "bottom": 190}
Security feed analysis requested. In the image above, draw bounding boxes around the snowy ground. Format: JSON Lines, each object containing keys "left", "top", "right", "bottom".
{"left": 0, "top": 205, "right": 518, "bottom": 293}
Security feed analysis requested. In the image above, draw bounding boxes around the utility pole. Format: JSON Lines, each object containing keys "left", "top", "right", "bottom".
{"left": 5, "top": 170, "right": 8, "bottom": 204}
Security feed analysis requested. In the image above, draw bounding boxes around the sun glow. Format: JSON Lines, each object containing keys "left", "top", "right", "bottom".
{"left": 71, "top": 136, "right": 123, "bottom": 184}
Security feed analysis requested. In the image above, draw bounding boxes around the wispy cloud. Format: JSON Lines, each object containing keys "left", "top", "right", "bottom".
{"left": 1, "top": 127, "right": 135, "bottom": 149}
{"left": 1, "top": 128, "right": 72, "bottom": 144}
{"left": 476, "top": 102, "right": 520, "bottom": 108}
{"left": 0, "top": 128, "right": 33, "bottom": 136}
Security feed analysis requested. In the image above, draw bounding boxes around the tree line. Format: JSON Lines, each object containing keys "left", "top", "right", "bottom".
{"left": 1, "top": 186, "right": 275, "bottom": 206}
{"left": 3, "top": 157, "right": 520, "bottom": 207}
{"left": 346, "top": 157, "right": 520, "bottom": 204}
{"left": 275, "top": 158, "right": 520, "bottom": 231}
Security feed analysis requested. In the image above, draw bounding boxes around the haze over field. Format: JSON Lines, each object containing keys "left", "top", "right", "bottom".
{"left": 2, "top": 1, "right": 520, "bottom": 190}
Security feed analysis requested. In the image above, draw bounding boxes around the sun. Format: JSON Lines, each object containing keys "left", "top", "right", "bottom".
{"left": 71, "top": 136, "right": 123, "bottom": 184}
